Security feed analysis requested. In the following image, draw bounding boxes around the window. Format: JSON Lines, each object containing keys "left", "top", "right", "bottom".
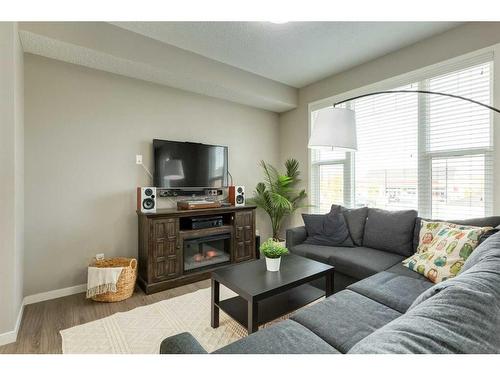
{"left": 317, "top": 163, "right": 344, "bottom": 212}
{"left": 311, "top": 148, "right": 350, "bottom": 212}
{"left": 353, "top": 84, "right": 418, "bottom": 211}
{"left": 311, "top": 56, "right": 493, "bottom": 219}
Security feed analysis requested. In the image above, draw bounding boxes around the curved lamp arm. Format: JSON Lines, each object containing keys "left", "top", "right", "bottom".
{"left": 334, "top": 90, "right": 500, "bottom": 114}
{"left": 310, "top": 90, "right": 500, "bottom": 151}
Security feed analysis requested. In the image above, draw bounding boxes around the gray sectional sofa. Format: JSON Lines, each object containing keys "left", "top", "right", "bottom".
{"left": 289, "top": 207, "right": 500, "bottom": 293}
{"left": 160, "top": 209, "right": 500, "bottom": 354}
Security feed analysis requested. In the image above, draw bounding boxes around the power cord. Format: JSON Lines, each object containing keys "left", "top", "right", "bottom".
{"left": 139, "top": 163, "right": 153, "bottom": 180}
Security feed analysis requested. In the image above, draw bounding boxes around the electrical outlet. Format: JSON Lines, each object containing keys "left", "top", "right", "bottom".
{"left": 136, "top": 155, "right": 143, "bottom": 165}
{"left": 96, "top": 253, "right": 105, "bottom": 260}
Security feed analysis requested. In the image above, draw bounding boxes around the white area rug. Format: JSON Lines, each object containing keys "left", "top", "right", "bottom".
{"left": 60, "top": 286, "right": 290, "bottom": 354}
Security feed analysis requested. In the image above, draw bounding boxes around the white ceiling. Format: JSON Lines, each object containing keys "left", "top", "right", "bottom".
{"left": 112, "top": 22, "right": 462, "bottom": 88}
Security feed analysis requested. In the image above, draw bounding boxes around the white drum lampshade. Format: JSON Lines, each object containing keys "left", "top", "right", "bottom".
{"left": 308, "top": 107, "right": 357, "bottom": 151}
{"left": 164, "top": 159, "right": 184, "bottom": 180}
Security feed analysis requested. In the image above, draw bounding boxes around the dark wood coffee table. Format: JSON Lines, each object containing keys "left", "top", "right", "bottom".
{"left": 210, "top": 254, "right": 334, "bottom": 334}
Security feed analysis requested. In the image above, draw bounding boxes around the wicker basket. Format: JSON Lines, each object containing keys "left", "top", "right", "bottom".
{"left": 89, "top": 257, "right": 137, "bottom": 302}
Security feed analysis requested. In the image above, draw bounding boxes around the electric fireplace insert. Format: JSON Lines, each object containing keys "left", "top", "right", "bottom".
{"left": 183, "top": 233, "right": 231, "bottom": 272}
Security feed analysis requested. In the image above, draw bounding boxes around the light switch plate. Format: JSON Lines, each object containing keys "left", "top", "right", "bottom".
{"left": 136, "top": 155, "right": 143, "bottom": 164}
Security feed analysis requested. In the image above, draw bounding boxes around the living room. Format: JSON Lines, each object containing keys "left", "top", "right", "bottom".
{"left": 2, "top": 0, "right": 500, "bottom": 372}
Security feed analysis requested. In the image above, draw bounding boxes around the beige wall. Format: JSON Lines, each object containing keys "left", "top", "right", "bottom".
{"left": 19, "top": 22, "right": 298, "bottom": 112}
{"left": 24, "top": 54, "right": 279, "bottom": 296}
{"left": 279, "top": 22, "right": 500, "bottom": 227}
{"left": 0, "top": 22, "right": 24, "bottom": 338}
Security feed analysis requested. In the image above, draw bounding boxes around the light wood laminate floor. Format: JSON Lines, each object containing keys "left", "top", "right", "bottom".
{"left": 0, "top": 280, "right": 210, "bottom": 354}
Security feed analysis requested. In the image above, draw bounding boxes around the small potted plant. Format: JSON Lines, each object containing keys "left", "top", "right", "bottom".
{"left": 260, "top": 239, "right": 289, "bottom": 272}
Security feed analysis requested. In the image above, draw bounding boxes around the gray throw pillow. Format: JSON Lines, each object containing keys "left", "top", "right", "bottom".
{"left": 301, "top": 214, "right": 324, "bottom": 237}
{"left": 363, "top": 208, "right": 417, "bottom": 256}
{"left": 302, "top": 207, "right": 354, "bottom": 247}
{"left": 331, "top": 204, "right": 368, "bottom": 246}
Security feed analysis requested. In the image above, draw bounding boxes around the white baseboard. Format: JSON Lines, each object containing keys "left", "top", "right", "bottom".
{"left": 0, "top": 303, "right": 24, "bottom": 346}
{"left": 23, "top": 283, "right": 87, "bottom": 306}
{"left": 0, "top": 283, "right": 87, "bottom": 346}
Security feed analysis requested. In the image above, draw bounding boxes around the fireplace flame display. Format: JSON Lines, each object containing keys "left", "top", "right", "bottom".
{"left": 192, "top": 249, "right": 219, "bottom": 263}
{"left": 206, "top": 249, "right": 218, "bottom": 258}
{"left": 193, "top": 253, "right": 204, "bottom": 262}
{"left": 184, "top": 234, "right": 231, "bottom": 271}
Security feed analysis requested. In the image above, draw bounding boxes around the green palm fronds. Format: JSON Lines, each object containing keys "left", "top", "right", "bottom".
{"left": 248, "top": 158, "right": 308, "bottom": 241}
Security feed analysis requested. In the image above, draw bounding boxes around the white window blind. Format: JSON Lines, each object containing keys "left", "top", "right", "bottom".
{"left": 423, "top": 61, "right": 493, "bottom": 219}
{"left": 353, "top": 84, "right": 418, "bottom": 211}
{"left": 311, "top": 56, "right": 493, "bottom": 219}
{"left": 318, "top": 164, "right": 344, "bottom": 212}
{"left": 310, "top": 148, "right": 348, "bottom": 212}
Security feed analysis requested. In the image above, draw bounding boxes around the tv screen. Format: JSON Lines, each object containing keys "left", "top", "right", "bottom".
{"left": 153, "top": 139, "right": 228, "bottom": 189}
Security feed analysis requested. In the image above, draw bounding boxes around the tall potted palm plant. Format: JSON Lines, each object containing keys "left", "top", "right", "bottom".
{"left": 249, "top": 158, "right": 308, "bottom": 242}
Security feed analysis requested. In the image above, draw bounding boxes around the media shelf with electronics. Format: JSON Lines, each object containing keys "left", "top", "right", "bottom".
{"left": 137, "top": 205, "right": 257, "bottom": 294}
{"left": 158, "top": 188, "right": 224, "bottom": 198}
{"left": 136, "top": 138, "right": 255, "bottom": 293}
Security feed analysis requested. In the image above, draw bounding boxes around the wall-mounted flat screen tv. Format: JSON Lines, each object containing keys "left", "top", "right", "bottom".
{"left": 153, "top": 139, "right": 228, "bottom": 189}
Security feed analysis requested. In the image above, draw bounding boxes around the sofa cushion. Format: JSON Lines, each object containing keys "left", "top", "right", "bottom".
{"left": 291, "top": 244, "right": 404, "bottom": 279}
{"left": 213, "top": 319, "right": 339, "bottom": 354}
{"left": 291, "top": 243, "right": 336, "bottom": 264}
{"left": 402, "top": 220, "right": 490, "bottom": 283}
{"left": 328, "top": 246, "right": 404, "bottom": 279}
{"left": 363, "top": 208, "right": 417, "bottom": 256}
{"left": 291, "top": 290, "right": 401, "bottom": 353}
{"left": 348, "top": 261, "right": 500, "bottom": 353}
{"left": 331, "top": 205, "right": 368, "bottom": 246}
{"left": 302, "top": 206, "right": 354, "bottom": 247}
{"left": 385, "top": 262, "right": 430, "bottom": 281}
{"left": 347, "top": 271, "right": 433, "bottom": 313}
{"left": 413, "top": 216, "right": 500, "bottom": 252}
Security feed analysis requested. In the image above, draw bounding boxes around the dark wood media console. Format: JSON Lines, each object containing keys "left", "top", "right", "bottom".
{"left": 137, "top": 205, "right": 257, "bottom": 294}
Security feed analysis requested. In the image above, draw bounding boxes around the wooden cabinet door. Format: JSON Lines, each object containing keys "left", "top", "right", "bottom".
{"left": 150, "top": 218, "right": 180, "bottom": 282}
{"left": 234, "top": 210, "right": 255, "bottom": 262}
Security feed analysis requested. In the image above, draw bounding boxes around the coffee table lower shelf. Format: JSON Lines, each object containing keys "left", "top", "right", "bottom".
{"left": 216, "top": 283, "right": 324, "bottom": 329}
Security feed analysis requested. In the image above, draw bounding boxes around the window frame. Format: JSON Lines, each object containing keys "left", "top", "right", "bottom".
{"left": 308, "top": 47, "right": 498, "bottom": 218}
{"left": 311, "top": 152, "right": 353, "bottom": 209}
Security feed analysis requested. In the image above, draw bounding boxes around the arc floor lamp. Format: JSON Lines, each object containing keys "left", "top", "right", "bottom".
{"left": 308, "top": 90, "right": 500, "bottom": 151}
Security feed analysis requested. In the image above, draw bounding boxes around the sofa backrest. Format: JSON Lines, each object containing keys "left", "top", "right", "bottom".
{"left": 348, "top": 232, "right": 500, "bottom": 353}
{"left": 321, "top": 205, "right": 500, "bottom": 256}
{"left": 362, "top": 208, "right": 417, "bottom": 256}
{"left": 412, "top": 216, "right": 500, "bottom": 252}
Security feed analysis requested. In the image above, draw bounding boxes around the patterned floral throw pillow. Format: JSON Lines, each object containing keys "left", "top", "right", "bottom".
{"left": 402, "top": 220, "right": 491, "bottom": 283}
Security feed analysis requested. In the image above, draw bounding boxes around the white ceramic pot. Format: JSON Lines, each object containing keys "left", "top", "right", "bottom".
{"left": 266, "top": 256, "right": 281, "bottom": 272}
